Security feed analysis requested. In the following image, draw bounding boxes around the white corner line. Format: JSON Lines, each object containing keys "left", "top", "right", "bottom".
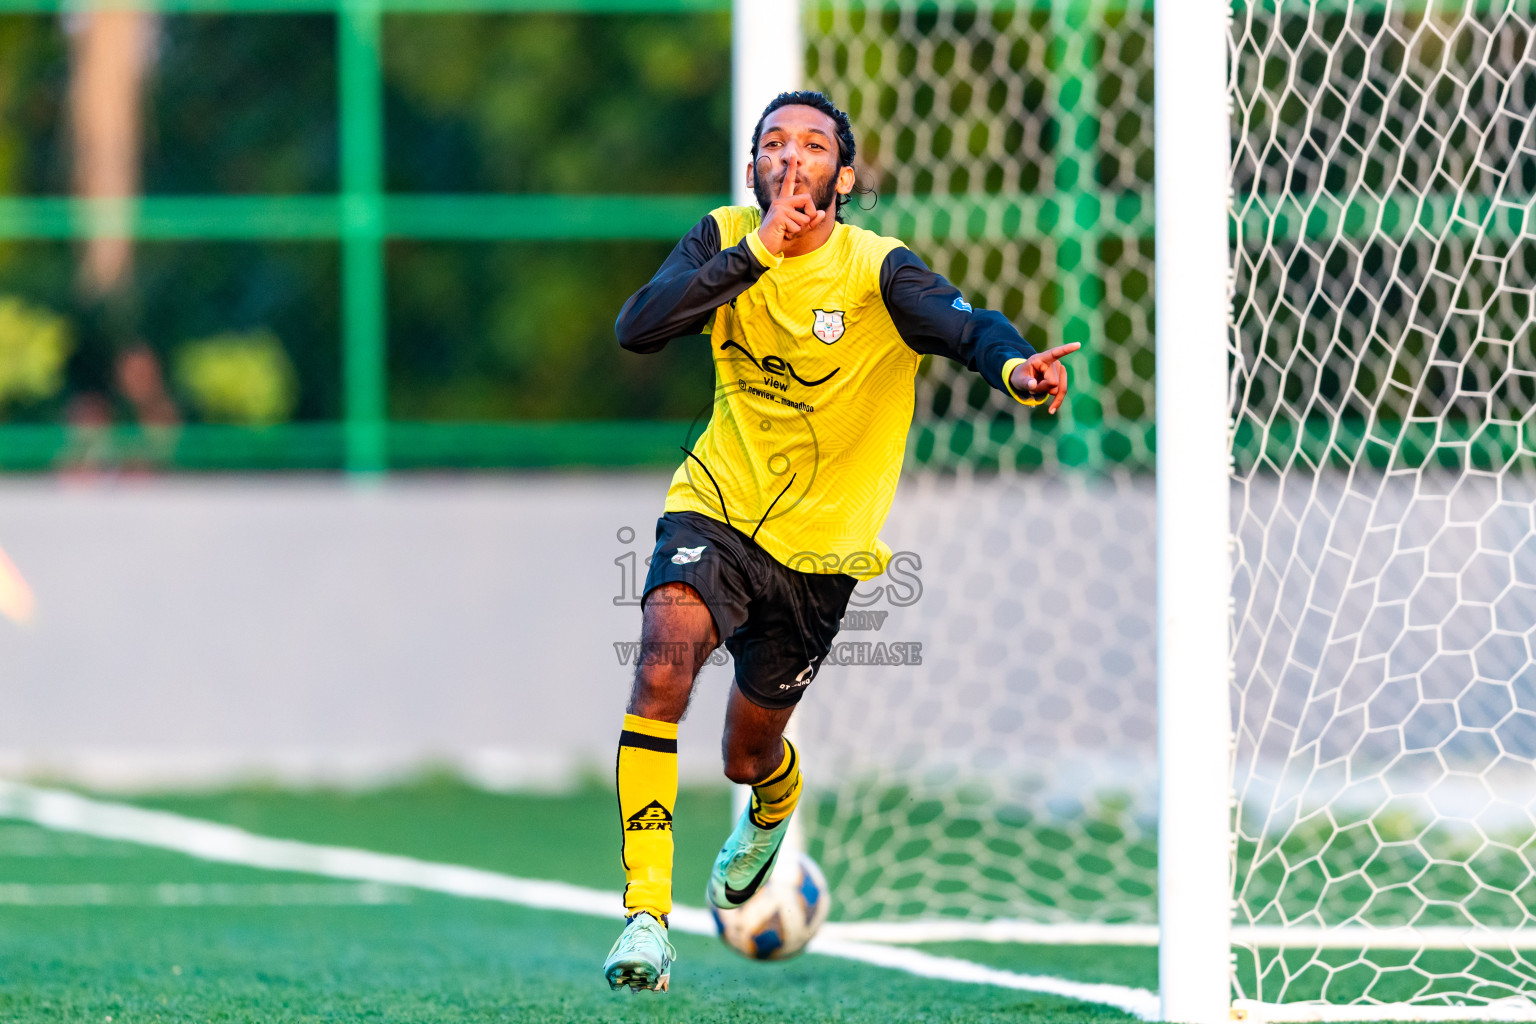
{"left": 0, "top": 781, "right": 1159, "bottom": 1020}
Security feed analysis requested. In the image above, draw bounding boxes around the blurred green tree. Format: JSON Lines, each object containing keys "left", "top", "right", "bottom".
{"left": 384, "top": 13, "right": 729, "bottom": 196}
{"left": 383, "top": 13, "right": 730, "bottom": 421}
{"left": 0, "top": 16, "right": 70, "bottom": 196}
{"left": 0, "top": 296, "right": 73, "bottom": 418}
{"left": 174, "top": 328, "right": 299, "bottom": 425}
{"left": 0, "top": 10, "right": 732, "bottom": 431}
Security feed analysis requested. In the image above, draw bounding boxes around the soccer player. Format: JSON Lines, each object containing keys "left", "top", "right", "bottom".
{"left": 603, "top": 91, "right": 1078, "bottom": 991}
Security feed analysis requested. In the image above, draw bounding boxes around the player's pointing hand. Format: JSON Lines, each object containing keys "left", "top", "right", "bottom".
{"left": 756, "top": 154, "right": 826, "bottom": 256}
{"left": 1009, "top": 342, "right": 1081, "bottom": 415}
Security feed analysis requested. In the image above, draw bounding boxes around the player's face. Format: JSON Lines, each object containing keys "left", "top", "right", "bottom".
{"left": 752, "top": 105, "right": 843, "bottom": 214}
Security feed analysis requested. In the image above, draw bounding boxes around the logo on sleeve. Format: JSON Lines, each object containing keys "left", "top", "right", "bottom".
{"left": 625, "top": 801, "right": 673, "bottom": 831}
{"left": 811, "top": 309, "right": 846, "bottom": 344}
{"left": 671, "top": 545, "right": 707, "bottom": 565}
{"left": 951, "top": 296, "right": 973, "bottom": 313}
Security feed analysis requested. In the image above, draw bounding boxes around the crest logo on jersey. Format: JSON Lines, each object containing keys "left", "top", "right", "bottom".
{"left": 811, "top": 309, "right": 846, "bottom": 345}
{"left": 952, "top": 296, "right": 973, "bottom": 313}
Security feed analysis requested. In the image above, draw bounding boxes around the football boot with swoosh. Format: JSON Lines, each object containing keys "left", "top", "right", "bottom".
{"left": 706, "top": 803, "right": 789, "bottom": 908}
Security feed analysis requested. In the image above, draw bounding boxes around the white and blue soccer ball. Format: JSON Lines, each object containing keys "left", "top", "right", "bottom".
{"left": 711, "top": 852, "right": 831, "bottom": 961}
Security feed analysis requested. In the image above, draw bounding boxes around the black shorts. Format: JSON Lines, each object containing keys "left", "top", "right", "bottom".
{"left": 642, "top": 510, "right": 859, "bottom": 709}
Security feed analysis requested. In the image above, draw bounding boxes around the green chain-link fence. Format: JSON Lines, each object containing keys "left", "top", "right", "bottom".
{"left": 0, "top": 0, "right": 1155, "bottom": 473}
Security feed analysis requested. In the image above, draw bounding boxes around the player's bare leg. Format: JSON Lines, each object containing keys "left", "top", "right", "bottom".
{"left": 626, "top": 581, "right": 718, "bottom": 722}
{"left": 721, "top": 686, "right": 794, "bottom": 785}
{"left": 708, "top": 687, "right": 803, "bottom": 907}
{"left": 606, "top": 582, "right": 718, "bottom": 992}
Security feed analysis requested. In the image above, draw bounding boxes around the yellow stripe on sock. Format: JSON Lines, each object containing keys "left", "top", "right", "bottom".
{"left": 622, "top": 713, "right": 678, "bottom": 741}
{"left": 749, "top": 738, "right": 801, "bottom": 829}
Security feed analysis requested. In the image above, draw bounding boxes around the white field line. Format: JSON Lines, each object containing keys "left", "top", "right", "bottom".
{"left": 1233, "top": 997, "right": 1536, "bottom": 1023}
{"left": 0, "top": 781, "right": 1158, "bottom": 1020}
{"left": 831, "top": 921, "right": 1536, "bottom": 952}
{"left": 0, "top": 882, "right": 407, "bottom": 906}
{"left": 1235, "top": 926, "right": 1536, "bottom": 951}
{"left": 811, "top": 936, "right": 1159, "bottom": 1015}
{"left": 825, "top": 920, "right": 1162, "bottom": 946}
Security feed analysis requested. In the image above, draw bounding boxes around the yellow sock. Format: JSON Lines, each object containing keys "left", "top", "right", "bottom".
{"left": 749, "top": 738, "right": 801, "bottom": 829}
{"left": 617, "top": 713, "right": 678, "bottom": 920}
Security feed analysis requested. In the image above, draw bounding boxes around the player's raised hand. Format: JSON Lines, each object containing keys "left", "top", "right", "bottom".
{"left": 756, "top": 154, "right": 825, "bottom": 256}
{"left": 1010, "top": 342, "right": 1081, "bottom": 415}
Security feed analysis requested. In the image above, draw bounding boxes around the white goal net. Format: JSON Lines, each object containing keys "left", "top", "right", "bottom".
{"left": 802, "top": 0, "right": 1536, "bottom": 1017}
{"left": 800, "top": 0, "right": 1162, "bottom": 937}
{"left": 1230, "top": 1, "right": 1536, "bottom": 1016}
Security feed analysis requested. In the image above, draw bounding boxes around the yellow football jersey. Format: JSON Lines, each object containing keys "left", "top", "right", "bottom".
{"left": 663, "top": 205, "right": 915, "bottom": 580}
{"left": 618, "top": 205, "right": 1040, "bottom": 582}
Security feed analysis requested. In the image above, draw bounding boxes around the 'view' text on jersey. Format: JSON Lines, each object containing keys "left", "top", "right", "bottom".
{"left": 616, "top": 205, "right": 1043, "bottom": 580}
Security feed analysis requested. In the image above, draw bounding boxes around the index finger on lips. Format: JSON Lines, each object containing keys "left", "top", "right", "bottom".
{"left": 780, "top": 154, "right": 798, "bottom": 199}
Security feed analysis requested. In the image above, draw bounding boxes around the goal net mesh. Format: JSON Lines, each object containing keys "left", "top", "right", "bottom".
{"left": 802, "top": 0, "right": 1536, "bottom": 1013}
{"left": 801, "top": 1, "right": 1161, "bottom": 930}
{"left": 1229, "top": 0, "right": 1536, "bottom": 1011}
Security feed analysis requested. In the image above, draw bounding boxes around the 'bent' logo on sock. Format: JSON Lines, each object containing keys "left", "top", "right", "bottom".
{"left": 626, "top": 800, "right": 674, "bottom": 831}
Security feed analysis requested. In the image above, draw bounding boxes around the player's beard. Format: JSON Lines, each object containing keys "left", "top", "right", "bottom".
{"left": 755, "top": 164, "right": 838, "bottom": 220}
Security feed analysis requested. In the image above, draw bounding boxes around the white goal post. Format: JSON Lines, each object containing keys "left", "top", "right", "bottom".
{"left": 1155, "top": 1, "right": 1234, "bottom": 1022}
{"left": 732, "top": 0, "right": 804, "bottom": 209}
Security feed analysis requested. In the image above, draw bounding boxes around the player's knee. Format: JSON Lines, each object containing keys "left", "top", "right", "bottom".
{"left": 628, "top": 663, "right": 692, "bottom": 720}
{"left": 721, "top": 744, "right": 778, "bottom": 786}
{"left": 722, "top": 758, "right": 762, "bottom": 786}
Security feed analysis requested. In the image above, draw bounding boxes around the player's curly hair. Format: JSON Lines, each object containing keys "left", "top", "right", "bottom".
{"left": 750, "top": 90, "right": 872, "bottom": 222}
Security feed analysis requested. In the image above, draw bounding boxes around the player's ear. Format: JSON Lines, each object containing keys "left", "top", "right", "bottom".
{"left": 835, "top": 165, "right": 856, "bottom": 196}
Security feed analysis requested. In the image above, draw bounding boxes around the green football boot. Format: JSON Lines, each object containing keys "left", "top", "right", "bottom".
{"left": 706, "top": 804, "right": 790, "bottom": 908}
{"left": 603, "top": 911, "right": 675, "bottom": 992}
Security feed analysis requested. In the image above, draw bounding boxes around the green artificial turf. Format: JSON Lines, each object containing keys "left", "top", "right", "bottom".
{"left": 120, "top": 781, "right": 1536, "bottom": 1011}
{"left": 2, "top": 780, "right": 1530, "bottom": 1023}
{"left": 126, "top": 778, "right": 730, "bottom": 905}
{"left": 0, "top": 900, "right": 1147, "bottom": 1023}
{"left": 120, "top": 780, "right": 1166, "bottom": 993}
{"left": 0, "top": 820, "right": 1139, "bottom": 1024}
{"left": 915, "top": 942, "right": 1159, "bottom": 993}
